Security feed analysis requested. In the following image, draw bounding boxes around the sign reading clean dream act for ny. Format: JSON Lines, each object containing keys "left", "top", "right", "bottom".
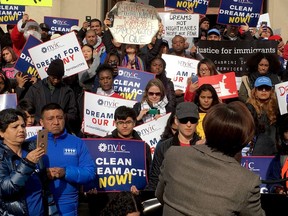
{"left": 28, "top": 32, "right": 88, "bottom": 79}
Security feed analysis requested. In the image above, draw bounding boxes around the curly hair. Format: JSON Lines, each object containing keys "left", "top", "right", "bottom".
{"left": 246, "top": 88, "right": 278, "bottom": 125}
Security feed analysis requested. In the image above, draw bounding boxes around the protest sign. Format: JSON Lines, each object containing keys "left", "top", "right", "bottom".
{"left": 113, "top": 67, "right": 155, "bottom": 102}
{"left": 165, "top": 0, "right": 209, "bottom": 15}
{"left": 25, "top": 126, "right": 42, "bottom": 139}
{"left": 44, "top": 16, "right": 79, "bottom": 35}
{"left": 1, "top": 0, "right": 52, "bottom": 7}
{"left": 0, "top": 5, "right": 25, "bottom": 24}
{"left": 197, "top": 40, "right": 278, "bottom": 77}
{"left": 257, "top": 13, "right": 271, "bottom": 29}
{"left": 14, "top": 35, "right": 41, "bottom": 78}
{"left": 28, "top": 32, "right": 88, "bottom": 79}
{"left": 198, "top": 72, "right": 238, "bottom": 100}
{"left": 84, "top": 139, "right": 147, "bottom": 192}
{"left": 217, "top": 0, "right": 263, "bottom": 27}
{"left": 0, "top": 93, "right": 17, "bottom": 111}
{"left": 241, "top": 156, "right": 274, "bottom": 193}
{"left": 134, "top": 113, "right": 171, "bottom": 158}
{"left": 275, "top": 81, "right": 288, "bottom": 115}
{"left": 83, "top": 92, "right": 137, "bottom": 137}
{"left": 159, "top": 12, "right": 199, "bottom": 38}
{"left": 108, "top": 1, "right": 160, "bottom": 45}
{"left": 162, "top": 54, "right": 199, "bottom": 91}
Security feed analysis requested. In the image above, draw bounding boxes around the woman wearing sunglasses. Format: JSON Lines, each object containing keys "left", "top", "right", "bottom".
{"left": 133, "top": 78, "right": 174, "bottom": 125}
{"left": 246, "top": 76, "right": 279, "bottom": 156}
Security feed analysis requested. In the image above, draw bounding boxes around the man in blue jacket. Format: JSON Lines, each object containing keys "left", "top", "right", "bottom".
{"left": 39, "top": 103, "right": 96, "bottom": 216}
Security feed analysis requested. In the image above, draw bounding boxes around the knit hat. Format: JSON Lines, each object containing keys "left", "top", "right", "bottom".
{"left": 46, "top": 59, "right": 65, "bottom": 77}
{"left": 24, "top": 19, "right": 40, "bottom": 32}
{"left": 199, "top": 17, "right": 209, "bottom": 26}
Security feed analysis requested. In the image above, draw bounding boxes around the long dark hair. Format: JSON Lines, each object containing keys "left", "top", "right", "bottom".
{"left": 194, "top": 84, "right": 219, "bottom": 111}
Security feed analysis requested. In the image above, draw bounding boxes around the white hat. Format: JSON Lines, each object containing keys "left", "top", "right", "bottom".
{"left": 71, "top": 25, "right": 80, "bottom": 32}
{"left": 50, "top": 33, "right": 62, "bottom": 40}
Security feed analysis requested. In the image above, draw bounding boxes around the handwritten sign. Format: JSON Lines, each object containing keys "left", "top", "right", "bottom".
{"left": 275, "top": 81, "right": 288, "bottom": 115}
{"left": 28, "top": 32, "right": 88, "bottom": 79}
{"left": 108, "top": 1, "right": 160, "bottom": 45}
{"left": 165, "top": 0, "right": 209, "bottom": 15}
{"left": 83, "top": 92, "right": 137, "bottom": 137}
{"left": 1, "top": 0, "right": 52, "bottom": 7}
{"left": 0, "top": 4, "right": 25, "bottom": 24}
{"left": 14, "top": 35, "right": 41, "bottom": 78}
{"left": 114, "top": 67, "right": 155, "bottom": 102}
{"left": 217, "top": 0, "right": 263, "bottom": 27}
{"left": 162, "top": 54, "right": 199, "bottom": 91}
{"left": 0, "top": 93, "right": 17, "bottom": 111}
{"left": 44, "top": 16, "right": 79, "bottom": 35}
{"left": 84, "top": 139, "right": 147, "bottom": 192}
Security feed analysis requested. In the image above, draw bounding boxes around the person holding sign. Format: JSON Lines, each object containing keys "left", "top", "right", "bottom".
{"left": 121, "top": 44, "right": 145, "bottom": 71}
{"left": 133, "top": 79, "right": 174, "bottom": 125}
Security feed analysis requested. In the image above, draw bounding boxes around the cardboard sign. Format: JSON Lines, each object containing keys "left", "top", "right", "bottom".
{"left": 28, "top": 32, "right": 88, "bottom": 79}
{"left": 165, "top": 0, "right": 209, "bottom": 15}
{"left": 0, "top": 4, "right": 25, "bottom": 24}
{"left": 113, "top": 67, "right": 155, "bottom": 102}
{"left": 84, "top": 139, "right": 147, "bottom": 192}
{"left": 198, "top": 72, "right": 238, "bottom": 99}
{"left": 1, "top": 0, "right": 52, "bottom": 7}
{"left": 217, "top": 0, "right": 263, "bottom": 27}
{"left": 0, "top": 93, "right": 17, "bottom": 111}
{"left": 159, "top": 12, "right": 199, "bottom": 38}
{"left": 44, "top": 16, "right": 79, "bottom": 35}
{"left": 83, "top": 92, "right": 137, "bottom": 137}
{"left": 162, "top": 54, "right": 199, "bottom": 91}
{"left": 108, "top": 1, "right": 160, "bottom": 45}
{"left": 275, "top": 81, "right": 288, "bottom": 115}
{"left": 134, "top": 113, "right": 171, "bottom": 158}
{"left": 14, "top": 35, "right": 41, "bottom": 78}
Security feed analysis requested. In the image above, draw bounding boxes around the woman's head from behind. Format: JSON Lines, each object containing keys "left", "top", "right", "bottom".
{"left": 194, "top": 84, "right": 219, "bottom": 112}
{"left": 197, "top": 58, "right": 218, "bottom": 77}
{"left": 203, "top": 102, "right": 254, "bottom": 157}
{"left": 142, "top": 78, "right": 165, "bottom": 105}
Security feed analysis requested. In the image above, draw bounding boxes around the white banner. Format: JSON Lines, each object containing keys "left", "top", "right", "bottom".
{"left": 28, "top": 32, "right": 88, "bottom": 79}
{"left": 25, "top": 126, "right": 42, "bottom": 139}
{"left": 162, "top": 54, "right": 199, "bottom": 91}
{"left": 83, "top": 92, "right": 137, "bottom": 137}
{"left": 275, "top": 81, "right": 288, "bottom": 115}
{"left": 0, "top": 93, "right": 17, "bottom": 111}
{"left": 134, "top": 113, "right": 171, "bottom": 158}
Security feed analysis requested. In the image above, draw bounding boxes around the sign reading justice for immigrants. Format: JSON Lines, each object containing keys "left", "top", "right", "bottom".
{"left": 28, "top": 32, "right": 88, "bottom": 79}
{"left": 108, "top": 1, "right": 161, "bottom": 45}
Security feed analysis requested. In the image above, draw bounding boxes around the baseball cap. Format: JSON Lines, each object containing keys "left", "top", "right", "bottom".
{"left": 254, "top": 76, "right": 272, "bottom": 88}
{"left": 176, "top": 102, "right": 199, "bottom": 120}
{"left": 207, "top": 28, "right": 220, "bottom": 36}
{"left": 40, "top": 23, "right": 50, "bottom": 31}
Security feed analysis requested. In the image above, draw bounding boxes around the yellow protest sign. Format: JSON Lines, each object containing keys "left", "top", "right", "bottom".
{"left": 1, "top": 0, "right": 52, "bottom": 7}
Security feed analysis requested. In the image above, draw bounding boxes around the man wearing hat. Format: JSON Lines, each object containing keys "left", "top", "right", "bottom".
{"left": 147, "top": 102, "right": 200, "bottom": 190}
{"left": 39, "top": 22, "right": 51, "bottom": 42}
{"left": 24, "top": 59, "right": 79, "bottom": 133}
{"left": 207, "top": 28, "right": 221, "bottom": 41}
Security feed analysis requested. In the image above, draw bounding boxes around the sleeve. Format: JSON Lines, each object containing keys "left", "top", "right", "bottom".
{"left": 79, "top": 55, "right": 100, "bottom": 84}
{"left": 102, "top": 30, "right": 117, "bottom": 54}
{"left": 10, "top": 20, "right": 26, "bottom": 52}
{"left": 184, "top": 82, "right": 196, "bottom": 102}
{"left": 77, "top": 28, "right": 86, "bottom": 41}
{"left": 266, "top": 156, "right": 284, "bottom": 193}
{"left": 155, "top": 150, "right": 168, "bottom": 204}
{"left": 167, "top": 80, "right": 176, "bottom": 109}
{"left": 64, "top": 139, "right": 96, "bottom": 184}
{"left": 238, "top": 81, "right": 249, "bottom": 103}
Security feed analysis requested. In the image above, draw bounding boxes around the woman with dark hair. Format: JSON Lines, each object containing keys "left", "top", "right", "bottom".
{"left": 16, "top": 99, "right": 36, "bottom": 126}
{"left": 239, "top": 52, "right": 281, "bottom": 102}
{"left": 194, "top": 84, "right": 220, "bottom": 139}
{"left": 104, "top": 52, "right": 121, "bottom": 75}
{"left": 149, "top": 57, "right": 176, "bottom": 109}
{"left": 121, "top": 44, "right": 145, "bottom": 71}
{"left": 184, "top": 58, "right": 218, "bottom": 102}
{"left": 156, "top": 101, "right": 265, "bottom": 216}
{"left": 160, "top": 111, "right": 177, "bottom": 141}
{"left": 0, "top": 108, "right": 45, "bottom": 215}
{"left": 0, "top": 71, "right": 12, "bottom": 94}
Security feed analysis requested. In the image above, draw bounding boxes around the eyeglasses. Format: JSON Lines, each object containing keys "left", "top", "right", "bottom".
{"left": 116, "top": 120, "right": 134, "bottom": 126}
{"left": 199, "top": 68, "right": 210, "bottom": 73}
{"left": 256, "top": 85, "right": 272, "bottom": 91}
{"left": 148, "top": 92, "right": 161, "bottom": 97}
{"left": 178, "top": 117, "right": 198, "bottom": 124}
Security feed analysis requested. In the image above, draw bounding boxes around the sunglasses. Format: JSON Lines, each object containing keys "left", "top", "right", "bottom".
{"left": 178, "top": 117, "right": 198, "bottom": 124}
{"left": 256, "top": 85, "right": 272, "bottom": 91}
{"left": 148, "top": 92, "right": 161, "bottom": 97}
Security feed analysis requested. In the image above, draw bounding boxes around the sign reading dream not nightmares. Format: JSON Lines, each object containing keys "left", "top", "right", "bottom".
{"left": 165, "top": 0, "right": 209, "bottom": 15}
{"left": 14, "top": 35, "right": 42, "bottom": 78}
{"left": 44, "top": 16, "right": 79, "bottom": 35}
{"left": 83, "top": 92, "right": 137, "bottom": 137}
{"left": 84, "top": 139, "right": 147, "bottom": 192}
{"left": 0, "top": 4, "right": 25, "bottom": 24}
{"left": 108, "top": 1, "right": 160, "bottom": 45}
{"left": 28, "top": 32, "right": 88, "bottom": 79}
{"left": 113, "top": 67, "right": 155, "bottom": 102}
{"left": 275, "top": 81, "right": 288, "bottom": 115}
{"left": 217, "top": 0, "right": 263, "bottom": 27}
{"left": 197, "top": 40, "right": 277, "bottom": 77}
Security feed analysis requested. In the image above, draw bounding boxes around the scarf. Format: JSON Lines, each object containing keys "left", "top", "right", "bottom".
{"left": 141, "top": 96, "right": 168, "bottom": 123}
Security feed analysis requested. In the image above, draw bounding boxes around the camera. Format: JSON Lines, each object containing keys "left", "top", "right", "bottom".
{"left": 148, "top": 108, "right": 160, "bottom": 115}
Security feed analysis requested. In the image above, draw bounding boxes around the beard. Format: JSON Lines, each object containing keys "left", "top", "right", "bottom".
{"left": 24, "top": 30, "right": 42, "bottom": 40}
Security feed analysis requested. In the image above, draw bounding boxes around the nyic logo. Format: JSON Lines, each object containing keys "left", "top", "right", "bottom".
{"left": 98, "top": 143, "right": 130, "bottom": 153}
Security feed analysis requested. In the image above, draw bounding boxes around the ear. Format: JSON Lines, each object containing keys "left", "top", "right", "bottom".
{"left": 39, "top": 119, "right": 44, "bottom": 127}
{"left": 0, "top": 131, "right": 3, "bottom": 138}
{"left": 174, "top": 117, "right": 179, "bottom": 126}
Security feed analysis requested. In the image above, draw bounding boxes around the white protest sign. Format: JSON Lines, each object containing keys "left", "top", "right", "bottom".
{"left": 159, "top": 12, "right": 199, "bottom": 38}
{"left": 25, "top": 126, "right": 42, "bottom": 139}
{"left": 108, "top": 1, "right": 160, "bottom": 45}
{"left": 162, "top": 54, "right": 199, "bottom": 91}
{"left": 134, "top": 113, "right": 171, "bottom": 158}
{"left": 275, "top": 81, "right": 288, "bottom": 115}
{"left": 257, "top": 13, "right": 271, "bottom": 29}
{"left": 28, "top": 32, "right": 88, "bottom": 79}
{"left": 83, "top": 92, "right": 137, "bottom": 137}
